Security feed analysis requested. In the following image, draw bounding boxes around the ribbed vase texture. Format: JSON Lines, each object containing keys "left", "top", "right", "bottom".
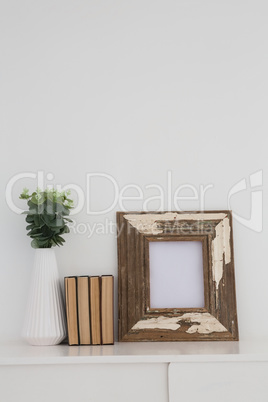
{"left": 23, "top": 249, "right": 67, "bottom": 345}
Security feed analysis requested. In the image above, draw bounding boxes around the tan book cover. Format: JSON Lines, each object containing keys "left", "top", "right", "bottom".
{"left": 89, "top": 276, "right": 101, "bottom": 345}
{"left": 77, "top": 276, "right": 91, "bottom": 345}
{"left": 101, "top": 275, "right": 114, "bottom": 345}
{"left": 64, "top": 277, "right": 79, "bottom": 345}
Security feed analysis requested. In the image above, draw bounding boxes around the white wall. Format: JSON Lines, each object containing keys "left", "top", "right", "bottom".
{"left": 0, "top": 0, "right": 267, "bottom": 341}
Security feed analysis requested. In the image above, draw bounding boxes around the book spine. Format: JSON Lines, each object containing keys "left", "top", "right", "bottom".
{"left": 101, "top": 275, "right": 114, "bottom": 345}
{"left": 89, "top": 276, "right": 101, "bottom": 345}
{"left": 77, "top": 276, "right": 91, "bottom": 345}
{"left": 64, "top": 276, "right": 79, "bottom": 346}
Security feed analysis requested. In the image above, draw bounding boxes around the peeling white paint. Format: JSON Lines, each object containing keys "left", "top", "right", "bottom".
{"left": 223, "top": 217, "right": 231, "bottom": 264}
{"left": 212, "top": 217, "right": 231, "bottom": 289}
{"left": 124, "top": 212, "right": 228, "bottom": 235}
{"left": 124, "top": 213, "right": 178, "bottom": 234}
{"left": 181, "top": 312, "right": 228, "bottom": 334}
{"left": 132, "top": 316, "right": 181, "bottom": 331}
{"left": 132, "top": 313, "right": 228, "bottom": 334}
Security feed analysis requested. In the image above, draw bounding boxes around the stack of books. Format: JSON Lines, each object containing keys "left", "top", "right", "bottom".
{"left": 64, "top": 275, "right": 114, "bottom": 345}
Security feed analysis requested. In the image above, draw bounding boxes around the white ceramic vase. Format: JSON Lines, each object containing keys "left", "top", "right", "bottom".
{"left": 23, "top": 249, "right": 67, "bottom": 346}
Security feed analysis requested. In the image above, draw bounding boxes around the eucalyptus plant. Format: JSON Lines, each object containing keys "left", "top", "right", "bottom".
{"left": 20, "top": 188, "right": 73, "bottom": 248}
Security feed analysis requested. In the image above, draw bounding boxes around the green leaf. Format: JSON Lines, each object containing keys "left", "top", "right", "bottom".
{"left": 26, "top": 224, "right": 35, "bottom": 231}
{"left": 27, "top": 227, "right": 43, "bottom": 235}
{"left": 47, "top": 192, "right": 54, "bottom": 202}
{"left": 61, "top": 226, "right": 70, "bottom": 234}
{"left": 41, "top": 214, "right": 55, "bottom": 226}
{"left": 44, "top": 199, "right": 54, "bottom": 214}
{"left": 49, "top": 218, "right": 64, "bottom": 228}
{"left": 28, "top": 232, "right": 44, "bottom": 238}
{"left": 29, "top": 193, "right": 38, "bottom": 205}
{"left": 63, "top": 217, "right": 72, "bottom": 223}
{"left": 19, "top": 188, "right": 30, "bottom": 199}
{"left": 36, "top": 204, "right": 45, "bottom": 214}
{"left": 34, "top": 215, "right": 41, "bottom": 227}
{"left": 54, "top": 203, "right": 70, "bottom": 215}
{"left": 56, "top": 235, "right": 65, "bottom": 243}
{"left": 53, "top": 237, "right": 63, "bottom": 246}
{"left": 22, "top": 208, "right": 37, "bottom": 215}
{"left": 37, "top": 239, "right": 49, "bottom": 246}
{"left": 38, "top": 235, "right": 53, "bottom": 241}
{"left": 26, "top": 215, "right": 34, "bottom": 223}
{"left": 31, "top": 239, "right": 39, "bottom": 248}
{"left": 50, "top": 239, "right": 58, "bottom": 247}
{"left": 27, "top": 200, "right": 36, "bottom": 208}
{"left": 41, "top": 226, "right": 54, "bottom": 236}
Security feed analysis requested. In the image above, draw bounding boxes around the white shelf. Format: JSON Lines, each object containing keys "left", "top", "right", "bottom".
{"left": 1, "top": 340, "right": 268, "bottom": 366}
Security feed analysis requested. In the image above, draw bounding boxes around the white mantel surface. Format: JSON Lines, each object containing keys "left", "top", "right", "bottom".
{"left": 1, "top": 340, "right": 268, "bottom": 366}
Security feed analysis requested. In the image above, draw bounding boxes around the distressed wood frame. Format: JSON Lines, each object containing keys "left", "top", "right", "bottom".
{"left": 117, "top": 211, "right": 238, "bottom": 342}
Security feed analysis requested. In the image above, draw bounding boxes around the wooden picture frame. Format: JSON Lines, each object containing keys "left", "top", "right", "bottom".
{"left": 117, "top": 211, "right": 238, "bottom": 342}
